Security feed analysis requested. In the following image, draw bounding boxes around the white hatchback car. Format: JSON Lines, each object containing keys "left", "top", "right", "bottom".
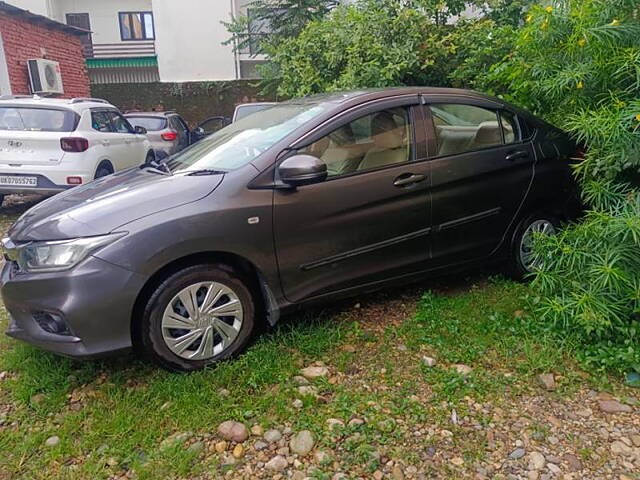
{"left": 0, "top": 95, "right": 154, "bottom": 206}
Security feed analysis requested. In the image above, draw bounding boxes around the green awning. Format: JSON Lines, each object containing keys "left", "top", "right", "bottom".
{"left": 86, "top": 56, "right": 157, "bottom": 69}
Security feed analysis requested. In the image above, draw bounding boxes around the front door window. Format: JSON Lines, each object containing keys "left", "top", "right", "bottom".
{"left": 301, "top": 107, "right": 412, "bottom": 177}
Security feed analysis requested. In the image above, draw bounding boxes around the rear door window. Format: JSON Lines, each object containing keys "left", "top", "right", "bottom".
{"left": 499, "top": 110, "right": 520, "bottom": 144}
{"left": 0, "top": 107, "right": 77, "bottom": 132}
{"left": 429, "top": 104, "right": 502, "bottom": 156}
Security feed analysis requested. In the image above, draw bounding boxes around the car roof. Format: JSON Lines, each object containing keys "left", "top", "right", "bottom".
{"left": 279, "top": 87, "right": 555, "bottom": 130}
{"left": 0, "top": 95, "right": 116, "bottom": 112}
{"left": 124, "top": 111, "right": 178, "bottom": 117}
{"left": 235, "top": 102, "right": 277, "bottom": 108}
{"left": 283, "top": 87, "right": 498, "bottom": 105}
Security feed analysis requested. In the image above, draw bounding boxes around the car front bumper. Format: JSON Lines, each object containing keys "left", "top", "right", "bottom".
{"left": 1, "top": 255, "right": 147, "bottom": 359}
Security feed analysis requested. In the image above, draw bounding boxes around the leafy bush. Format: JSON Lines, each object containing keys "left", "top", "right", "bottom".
{"left": 492, "top": 0, "right": 640, "bottom": 373}
{"left": 267, "top": 2, "right": 441, "bottom": 97}
{"left": 437, "top": 19, "right": 516, "bottom": 91}
{"left": 266, "top": 0, "right": 517, "bottom": 97}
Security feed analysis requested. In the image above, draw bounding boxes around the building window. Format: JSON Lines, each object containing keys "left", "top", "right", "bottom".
{"left": 119, "top": 12, "right": 154, "bottom": 41}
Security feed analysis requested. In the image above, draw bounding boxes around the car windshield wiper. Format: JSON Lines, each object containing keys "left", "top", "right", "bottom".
{"left": 140, "top": 158, "right": 171, "bottom": 175}
{"left": 183, "top": 169, "right": 227, "bottom": 176}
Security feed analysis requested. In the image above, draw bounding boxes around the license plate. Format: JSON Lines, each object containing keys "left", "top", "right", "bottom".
{"left": 0, "top": 176, "right": 37, "bottom": 187}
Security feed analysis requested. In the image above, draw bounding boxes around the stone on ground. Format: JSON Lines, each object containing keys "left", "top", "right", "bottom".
{"left": 264, "top": 429, "right": 282, "bottom": 443}
{"left": 598, "top": 400, "right": 632, "bottom": 413}
{"left": 300, "top": 365, "right": 329, "bottom": 379}
{"left": 265, "top": 455, "right": 287, "bottom": 471}
{"left": 217, "top": 420, "right": 249, "bottom": 442}
{"left": 453, "top": 364, "right": 473, "bottom": 375}
{"left": 538, "top": 373, "right": 556, "bottom": 391}
{"left": 289, "top": 430, "right": 315, "bottom": 455}
{"left": 422, "top": 356, "right": 437, "bottom": 367}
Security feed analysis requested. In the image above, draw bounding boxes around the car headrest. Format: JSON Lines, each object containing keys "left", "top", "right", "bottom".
{"left": 473, "top": 121, "right": 502, "bottom": 147}
{"left": 330, "top": 123, "right": 355, "bottom": 146}
{"left": 372, "top": 111, "right": 404, "bottom": 150}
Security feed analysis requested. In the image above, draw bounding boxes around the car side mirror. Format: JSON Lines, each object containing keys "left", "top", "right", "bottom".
{"left": 134, "top": 125, "right": 147, "bottom": 135}
{"left": 278, "top": 154, "right": 327, "bottom": 188}
{"left": 192, "top": 127, "right": 206, "bottom": 139}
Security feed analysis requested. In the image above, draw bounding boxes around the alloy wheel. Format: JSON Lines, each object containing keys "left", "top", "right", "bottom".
{"left": 519, "top": 219, "right": 555, "bottom": 272}
{"left": 161, "top": 281, "right": 244, "bottom": 360}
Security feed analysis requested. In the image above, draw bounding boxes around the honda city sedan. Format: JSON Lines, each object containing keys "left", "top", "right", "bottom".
{"left": 1, "top": 88, "right": 581, "bottom": 372}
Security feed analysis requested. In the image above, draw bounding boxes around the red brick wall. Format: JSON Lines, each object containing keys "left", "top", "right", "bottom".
{"left": 0, "top": 13, "right": 90, "bottom": 98}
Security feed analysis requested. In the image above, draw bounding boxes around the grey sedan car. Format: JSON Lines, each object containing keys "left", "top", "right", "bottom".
{"left": 0, "top": 88, "right": 581, "bottom": 372}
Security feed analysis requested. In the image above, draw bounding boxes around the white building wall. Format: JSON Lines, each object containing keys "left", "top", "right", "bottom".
{"left": 6, "top": 0, "right": 51, "bottom": 16}
{"left": 51, "top": 0, "right": 152, "bottom": 44}
{"left": 152, "top": 0, "right": 237, "bottom": 82}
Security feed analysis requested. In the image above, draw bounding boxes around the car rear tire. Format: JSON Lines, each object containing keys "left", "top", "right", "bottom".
{"left": 508, "top": 213, "right": 558, "bottom": 281}
{"left": 140, "top": 264, "right": 256, "bottom": 372}
{"left": 95, "top": 163, "right": 113, "bottom": 179}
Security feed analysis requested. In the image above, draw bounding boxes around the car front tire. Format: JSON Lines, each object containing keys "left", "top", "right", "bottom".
{"left": 508, "top": 213, "right": 558, "bottom": 281}
{"left": 140, "top": 264, "right": 256, "bottom": 372}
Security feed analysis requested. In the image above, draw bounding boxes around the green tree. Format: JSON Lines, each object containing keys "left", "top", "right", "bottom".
{"left": 491, "top": 0, "right": 640, "bottom": 373}
{"left": 223, "top": 0, "right": 338, "bottom": 55}
{"left": 438, "top": 19, "right": 516, "bottom": 90}
{"left": 269, "top": 1, "right": 446, "bottom": 97}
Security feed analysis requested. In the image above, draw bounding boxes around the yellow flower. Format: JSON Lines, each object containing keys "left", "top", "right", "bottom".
{"left": 577, "top": 38, "right": 586, "bottom": 47}
{"left": 541, "top": 19, "right": 549, "bottom": 29}
{"left": 545, "top": 5, "right": 553, "bottom": 12}
{"left": 526, "top": 14, "right": 533, "bottom": 23}
{"left": 610, "top": 19, "right": 620, "bottom": 26}
{"left": 577, "top": 81, "right": 584, "bottom": 89}
{"left": 635, "top": 114, "right": 640, "bottom": 122}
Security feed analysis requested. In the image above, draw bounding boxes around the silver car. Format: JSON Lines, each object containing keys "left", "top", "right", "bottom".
{"left": 125, "top": 111, "right": 192, "bottom": 156}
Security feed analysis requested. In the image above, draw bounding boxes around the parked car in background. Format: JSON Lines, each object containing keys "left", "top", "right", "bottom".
{"left": 1, "top": 88, "right": 581, "bottom": 372}
{"left": 0, "top": 95, "right": 154, "bottom": 207}
{"left": 232, "top": 102, "right": 276, "bottom": 122}
{"left": 135, "top": 104, "right": 278, "bottom": 154}
{"left": 125, "top": 111, "right": 201, "bottom": 156}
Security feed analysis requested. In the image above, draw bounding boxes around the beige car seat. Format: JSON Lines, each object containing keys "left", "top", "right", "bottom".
{"left": 470, "top": 121, "right": 502, "bottom": 150}
{"left": 358, "top": 112, "right": 407, "bottom": 171}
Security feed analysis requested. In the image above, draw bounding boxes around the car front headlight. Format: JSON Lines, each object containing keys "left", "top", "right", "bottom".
{"left": 17, "top": 233, "right": 127, "bottom": 273}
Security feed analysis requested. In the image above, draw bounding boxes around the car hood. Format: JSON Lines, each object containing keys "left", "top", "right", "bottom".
{"left": 8, "top": 168, "right": 224, "bottom": 241}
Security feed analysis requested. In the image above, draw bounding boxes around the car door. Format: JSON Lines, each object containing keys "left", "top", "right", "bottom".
{"left": 106, "top": 111, "right": 146, "bottom": 168}
{"left": 89, "top": 109, "right": 118, "bottom": 167}
{"left": 170, "top": 115, "right": 190, "bottom": 151}
{"left": 195, "top": 116, "right": 228, "bottom": 139}
{"left": 423, "top": 97, "right": 535, "bottom": 265}
{"left": 273, "top": 97, "right": 432, "bottom": 303}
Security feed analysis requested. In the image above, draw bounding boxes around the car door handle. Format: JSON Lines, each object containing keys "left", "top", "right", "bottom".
{"left": 393, "top": 173, "right": 426, "bottom": 187}
{"left": 505, "top": 150, "right": 529, "bottom": 161}
{"left": 102, "top": 140, "right": 110, "bottom": 146}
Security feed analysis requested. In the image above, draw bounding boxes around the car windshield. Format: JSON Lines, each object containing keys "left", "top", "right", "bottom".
{"left": 234, "top": 104, "right": 275, "bottom": 121}
{"left": 126, "top": 116, "right": 167, "bottom": 131}
{"left": 0, "top": 107, "right": 77, "bottom": 132}
{"left": 167, "top": 103, "right": 329, "bottom": 173}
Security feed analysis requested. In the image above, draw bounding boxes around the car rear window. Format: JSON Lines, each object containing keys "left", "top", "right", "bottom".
{"left": 0, "top": 107, "right": 77, "bottom": 132}
{"left": 125, "top": 116, "right": 167, "bottom": 131}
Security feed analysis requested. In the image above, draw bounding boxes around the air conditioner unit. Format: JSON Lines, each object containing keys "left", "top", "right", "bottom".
{"left": 27, "top": 59, "right": 64, "bottom": 95}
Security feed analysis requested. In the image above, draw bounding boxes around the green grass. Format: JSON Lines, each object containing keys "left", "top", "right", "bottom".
{"left": 0, "top": 275, "right": 633, "bottom": 479}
